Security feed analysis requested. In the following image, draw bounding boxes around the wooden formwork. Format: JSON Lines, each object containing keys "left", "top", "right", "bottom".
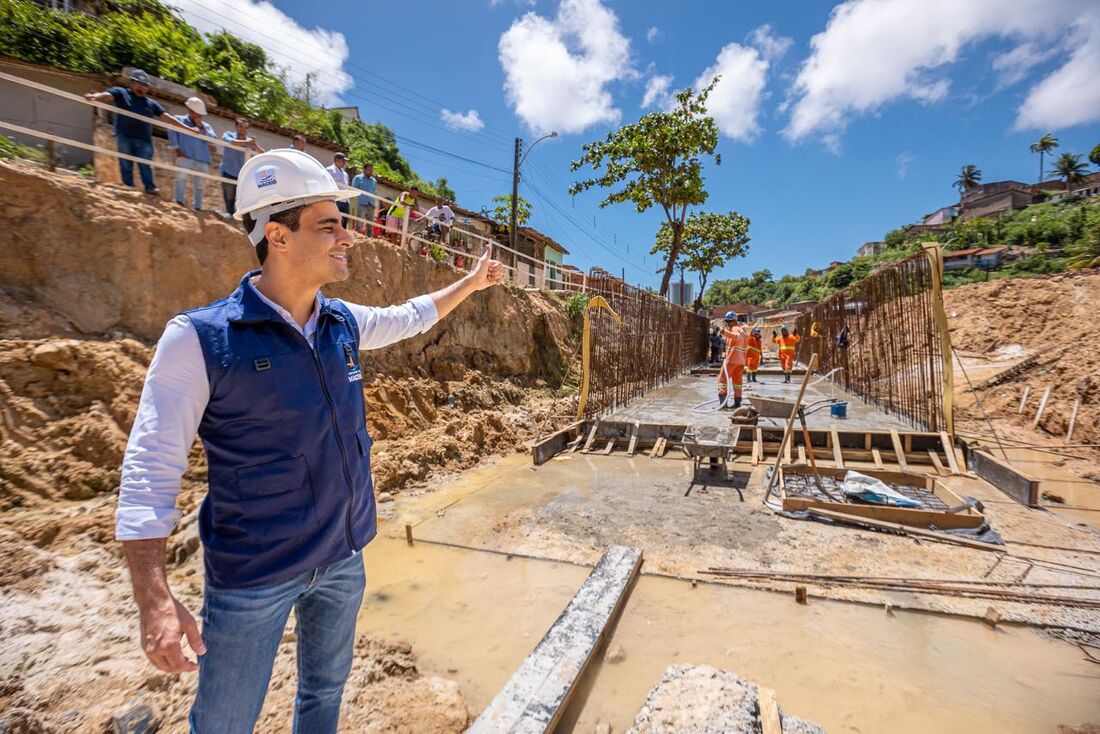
{"left": 533, "top": 421, "right": 962, "bottom": 476}
{"left": 777, "top": 464, "right": 985, "bottom": 530}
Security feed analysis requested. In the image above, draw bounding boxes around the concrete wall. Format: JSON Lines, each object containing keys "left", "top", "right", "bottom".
{"left": 0, "top": 59, "right": 101, "bottom": 167}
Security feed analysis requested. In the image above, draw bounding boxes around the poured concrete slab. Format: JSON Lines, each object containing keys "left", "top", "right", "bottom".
{"left": 606, "top": 373, "right": 916, "bottom": 432}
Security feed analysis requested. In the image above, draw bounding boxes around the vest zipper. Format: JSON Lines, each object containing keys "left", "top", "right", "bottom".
{"left": 306, "top": 323, "right": 357, "bottom": 552}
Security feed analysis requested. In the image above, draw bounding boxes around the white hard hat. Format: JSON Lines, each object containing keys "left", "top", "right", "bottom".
{"left": 234, "top": 149, "right": 360, "bottom": 244}
{"left": 185, "top": 96, "right": 207, "bottom": 115}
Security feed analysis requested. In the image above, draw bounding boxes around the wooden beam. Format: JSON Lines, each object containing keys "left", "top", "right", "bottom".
{"left": 657, "top": 437, "right": 669, "bottom": 458}
{"left": 1066, "top": 400, "right": 1080, "bottom": 444}
{"left": 1031, "top": 386, "right": 1052, "bottom": 429}
{"left": 871, "top": 447, "right": 884, "bottom": 470}
{"left": 968, "top": 450, "right": 1040, "bottom": 507}
{"left": 468, "top": 546, "right": 643, "bottom": 734}
{"left": 627, "top": 421, "right": 639, "bottom": 457}
{"left": 567, "top": 435, "right": 584, "bottom": 454}
{"left": 532, "top": 421, "right": 583, "bottom": 465}
{"left": 797, "top": 445, "right": 806, "bottom": 463}
{"left": 581, "top": 422, "right": 599, "bottom": 453}
{"left": 890, "top": 430, "right": 909, "bottom": 472}
{"left": 831, "top": 428, "right": 844, "bottom": 469}
{"left": 939, "top": 431, "right": 961, "bottom": 474}
{"left": 927, "top": 450, "right": 947, "bottom": 476}
{"left": 758, "top": 687, "right": 783, "bottom": 734}
{"left": 602, "top": 439, "right": 616, "bottom": 455}
{"left": 806, "top": 508, "right": 1001, "bottom": 552}
{"left": 752, "top": 428, "right": 763, "bottom": 466}
{"left": 649, "top": 437, "right": 663, "bottom": 459}
{"left": 1018, "top": 386, "right": 1030, "bottom": 414}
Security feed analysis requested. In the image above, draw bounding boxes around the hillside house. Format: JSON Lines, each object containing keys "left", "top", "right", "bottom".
{"left": 942, "top": 246, "right": 1007, "bottom": 271}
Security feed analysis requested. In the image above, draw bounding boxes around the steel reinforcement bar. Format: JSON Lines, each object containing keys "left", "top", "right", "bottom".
{"left": 794, "top": 244, "right": 954, "bottom": 433}
{"left": 580, "top": 273, "right": 709, "bottom": 419}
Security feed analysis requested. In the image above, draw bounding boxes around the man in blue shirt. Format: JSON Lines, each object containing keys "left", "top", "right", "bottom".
{"left": 218, "top": 116, "right": 264, "bottom": 216}
{"left": 350, "top": 163, "right": 377, "bottom": 234}
{"left": 169, "top": 97, "right": 217, "bottom": 210}
{"left": 84, "top": 69, "right": 183, "bottom": 194}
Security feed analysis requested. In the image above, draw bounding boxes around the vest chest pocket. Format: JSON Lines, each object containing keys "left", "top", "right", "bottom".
{"left": 230, "top": 455, "right": 318, "bottom": 539}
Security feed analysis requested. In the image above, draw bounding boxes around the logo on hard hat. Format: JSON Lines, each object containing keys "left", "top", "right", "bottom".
{"left": 255, "top": 166, "right": 278, "bottom": 188}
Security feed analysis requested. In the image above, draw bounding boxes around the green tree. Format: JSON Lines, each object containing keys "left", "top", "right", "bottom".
{"left": 489, "top": 194, "right": 531, "bottom": 231}
{"left": 1065, "top": 219, "right": 1100, "bottom": 269}
{"left": 570, "top": 79, "right": 721, "bottom": 298}
{"left": 1089, "top": 142, "right": 1100, "bottom": 168}
{"left": 653, "top": 211, "right": 750, "bottom": 311}
{"left": 1029, "top": 133, "right": 1058, "bottom": 182}
{"left": 954, "top": 164, "right": 982, "bottom": 192}
{"left": 1049, "top": 152, "right": 1089, "bottom": 193}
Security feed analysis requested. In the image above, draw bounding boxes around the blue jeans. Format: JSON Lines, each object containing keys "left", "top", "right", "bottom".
{"left": 115, "top": 135, "right": 155, "bottom": 191}
{"left": 189, "top": 552, "right": 365, "bottom": 734}
{"left": 174, "top": 157, "right": 210, "bottom": 209}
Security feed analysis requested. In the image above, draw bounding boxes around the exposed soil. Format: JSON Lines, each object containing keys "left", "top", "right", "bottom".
{"left": 0, "top": 161, "right": 576, "bottom": 732}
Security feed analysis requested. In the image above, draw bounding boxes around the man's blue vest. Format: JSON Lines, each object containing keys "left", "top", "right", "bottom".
{"left": 185, "top": 271, "right": 375, "bottom": 588}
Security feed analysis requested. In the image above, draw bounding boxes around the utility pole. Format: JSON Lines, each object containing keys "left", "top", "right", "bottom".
{"left": 678, "top": 264, "right": 686, "bottom": 306}
{"left": 510, "top": 137, "right": 521, "bottom": 271}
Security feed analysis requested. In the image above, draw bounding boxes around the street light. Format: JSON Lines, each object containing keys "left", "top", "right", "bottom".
{"left": 511, "top": 132, "right": 558, "bottom": 260}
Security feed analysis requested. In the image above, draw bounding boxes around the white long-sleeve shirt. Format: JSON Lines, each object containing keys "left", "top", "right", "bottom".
{"left": 116, "top": 278, "right": 439, "bottom": 541}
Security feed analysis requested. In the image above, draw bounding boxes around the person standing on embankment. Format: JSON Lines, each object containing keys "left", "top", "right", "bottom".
{"left": 114, "top": 149, "right": 505, "bottom": 733}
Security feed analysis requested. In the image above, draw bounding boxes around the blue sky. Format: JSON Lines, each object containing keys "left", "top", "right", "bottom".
{"left": 177, "top": 0, "right": 1100, "bottom": 291}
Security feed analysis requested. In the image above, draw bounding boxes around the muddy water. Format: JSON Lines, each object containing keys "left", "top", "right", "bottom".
{"left": 996, "top": 446, "right": 1100, "bottom": 530}
{"left": 359, "top": 537, "right": 1100, "bottom": 733}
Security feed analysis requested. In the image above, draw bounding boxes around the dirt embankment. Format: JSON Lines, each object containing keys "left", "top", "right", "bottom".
{"left": 945, "top": 269, "right": 1100, "bottom": 456}
{"left": 0, "top": 160, "right": 576, "bottom": 732}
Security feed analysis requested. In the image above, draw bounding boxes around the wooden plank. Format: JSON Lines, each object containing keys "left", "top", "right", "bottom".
{"left": 939, "top": 431, "right": 961, "bottom": 474}
{"left": 567, "top": 435, "right": 584, "bottom": 454}
{"left": 783, "top": 435, "right": 792, "bottom": 464}
{"left": 657, "top": 437, "right": 669, "bottom": 458}
{"left": 648, "top": 437, "right": 662, "bottom": 459}
{"left": 797, "top": 445, "right": 806, "bottom": 463}
{"left": 969, "top": 450, "right": 1040, "bottom": 508}
{"left": 469, "top": 547, "right": 642, "bottom": 734}
{"left": 890, "top": 430, "right": 909, "bottom": 472}
{"left": 786, "top": 496, "right": 985, "bottom": 530}
{"left": 1018, "top": 386, "right": 1030, "bottom": 414}
{"left": 532, "top": 421, "right": 583, "bottom": 465}
{"left": 871, "top": 447, "right": 884, "bottom": 470}
{"left": 602, "top": 439, "right": 616, "bottom": 455}
{"left": 752, "top": 428, "right": 763, "bottom": 466}
{"left": 1031, "top": 385, "right": 1052, "bottom": 429}
{"left": 1066, "top": 399, "right": 1080, "bottom": 444}
{"left": 927, "top": 450, "right": 947, "bottom": 477}
{"left": 831, "top": 428, "right": 844, "bottom": 469}
{"left": 758, "top": 686, "right": 783, "bottom": 734}
{"left": 627, "top": 421, "right": 639, "bottom": 457}
{"left": 581, "top": 422, "right": 599, "bottom": 453}
{"left": 806, "top": 508, "right": 1001, "bottom": 551}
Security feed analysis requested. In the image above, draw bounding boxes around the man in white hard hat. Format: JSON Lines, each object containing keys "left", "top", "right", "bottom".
{"left": 115, "top": 148, "right": 505, "bottom": 732}
{"left": 169, "top": 96, "right": 217, "bottom": 209}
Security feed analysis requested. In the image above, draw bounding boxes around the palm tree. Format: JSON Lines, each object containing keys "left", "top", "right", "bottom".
{"left": 953, "top": 164, "right": 982, "bottom": 192}
{"left": 1090, "top": 142, "right": 1100, "bottom": 168}
{"left": 1049, "top": 152, "right": 1089, "bottom": 193}
{"left": 1065, "top": 224, "right": 1100, "bottom": 270}
{"left": 1029, "top": 133, "right": 1059, "bottom": 182}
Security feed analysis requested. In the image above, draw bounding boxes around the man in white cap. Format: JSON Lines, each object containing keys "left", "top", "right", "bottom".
{"left": 169, "top": 96, "right": 217, "bottom": 209}
{"left": 115, "top": 148, "right": 505, "bottom": 733}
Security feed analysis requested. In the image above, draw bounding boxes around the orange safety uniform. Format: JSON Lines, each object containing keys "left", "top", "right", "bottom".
{"left": 773, "top": 333, "right": 801, "bottom": 374}
{"left": 718, "top": 323, "right": 747, "bottom": 403}
{"left": 745, "top": 333, "right": 762, "bottom": 375}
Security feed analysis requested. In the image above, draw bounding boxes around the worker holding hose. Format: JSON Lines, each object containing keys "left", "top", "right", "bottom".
{"left": 773, "top": 324, "right": 802, "bottom": 383}
{"left": 115, "top": 149, "right": 505, "bottom": 733}
{"left": 717, "top": 311, "right": 747, "bottom": 408}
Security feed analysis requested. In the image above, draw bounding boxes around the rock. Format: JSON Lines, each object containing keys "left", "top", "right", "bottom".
{"left": 30, "top": 340, "right": 80, "bottom": 372}
{"left": 377, "top": 491, "right": 395, "bottom": 503}
{"left": 109, "top": 701, "right": 159, "bottom": 734}
{"left": 605, "top": 643, "right": 626, "bottom": 664}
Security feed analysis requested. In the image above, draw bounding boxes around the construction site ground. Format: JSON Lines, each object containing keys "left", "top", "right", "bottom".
{"left": 2, "top": 162, "right": 1099, "bottom": 732}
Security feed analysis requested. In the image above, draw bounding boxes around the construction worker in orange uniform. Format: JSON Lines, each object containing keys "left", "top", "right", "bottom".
{"left": 745, "top": 327, "right": 763, "bottom": 382}
{"left": 717, "top": 311, "right": 747, "bottom": 408}
{"left": 772, "top": 324, "right": 801, "bottom": 383}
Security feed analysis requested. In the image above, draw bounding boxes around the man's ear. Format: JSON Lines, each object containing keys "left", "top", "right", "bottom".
{"left": 265, "top": 221, "right": 290, "bottom": 254}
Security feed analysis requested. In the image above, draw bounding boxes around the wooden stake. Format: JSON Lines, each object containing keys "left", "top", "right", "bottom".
{"left": 765, "top": 353, "right": 819, "bottom": 500}
{"left": 627, "top": 421, "right": 639, "bottom": 456}
{"left": 1018, "top": 386, "right": 1030, "bottom": 414}
{"left": 794, "top": 586, "right": 808, "bottom": 604}
{"left": 982, "top": 607, "right": 1001, "bottom": 628}
{"left": 602, "top": 439, "right": 615, "bottom": 455}
{"left": 1032, "top": 386, "right": 1052, "bottom": 430}
{"left": 871, "top": 447, "right": 885, "bottom": 470}
{"left": 831, "top": 428, "right": 844, "bottom": 469}
{"left": 1066, "top": 399, "right": 1080, "bottom": 444}
{"left": 405, "top": 524, "right": 413, "bottom": 546}
{"left": 582, "top": 422, "right": 599, "bottom": 453}
{"left": 752, "top": 428, "right": 763, "bottom": 466}
{"left": 927, "top": 450, "right": 947, "bottom": 476}
{"left": 758, "top": 687, "right": 783, "bottom": 734}
{"left": 939, "top": 431, "right": 961, "bottom": 474}
{"left": 890, "top": 430, "right": 909, "bottom": 472}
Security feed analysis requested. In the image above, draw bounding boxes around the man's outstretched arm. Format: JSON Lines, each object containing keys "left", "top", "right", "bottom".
{"left": 123, "top": 538, "right": 205, "bottom": 673}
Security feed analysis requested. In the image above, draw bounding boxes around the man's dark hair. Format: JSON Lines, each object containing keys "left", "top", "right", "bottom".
{"left": 236, "top": 116, "right": 250, "bottom": 126}
{"left": 242, "top": 206, "right": 305, "bottom": 265}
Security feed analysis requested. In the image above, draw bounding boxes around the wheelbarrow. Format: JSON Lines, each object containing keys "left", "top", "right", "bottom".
{"left": 749, "top": 396, "right": 842, "bottom": 421}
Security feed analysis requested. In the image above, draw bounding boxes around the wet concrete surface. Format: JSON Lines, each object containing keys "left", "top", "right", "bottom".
{"left": 606, "top": 372, "right": 916, "bottom": 431}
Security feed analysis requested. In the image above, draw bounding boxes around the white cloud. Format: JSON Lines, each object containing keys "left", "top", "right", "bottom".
{"left": 747, "top": 23, "right": 793, "bottom": 62}
{"left": 172, "top": 0, "right": 352, "bottom": 107}
{"left": 641, "top": 74, "right": 673, "bottom": 108}
{"left": 440, "top": 108, "right": 486, "bottom": 132}
{"left": 646, "top": 26, "right": 661, "bottom": 44}
{"left": 695, "top": 43, "right": 769, "bottom": 142}
{"left": 992, "top": 42, "right": 1057, "bottom": 88}
{"left": 783, "top": 0, "right": 1100, "bottom": 145}
{"left": 498, "top": 0, "right": 635, "bottom": 134}
{"left": 895, "top": 151, "right": 914, "bottom": 180}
